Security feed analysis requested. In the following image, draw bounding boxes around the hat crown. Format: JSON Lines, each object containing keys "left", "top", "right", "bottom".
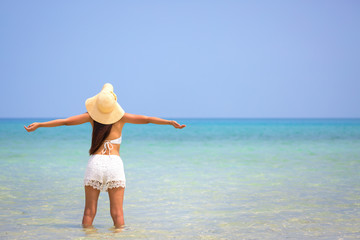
{"left": 96, "top": 91, "right": 116, "bottom": 113}
{"left": 85, "top": 83, "right": 125, "bottom": 124}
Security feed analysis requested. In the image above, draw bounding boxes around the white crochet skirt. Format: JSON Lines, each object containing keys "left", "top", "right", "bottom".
{"left": 84, "top": 154, "right": 126, "bottom": 191}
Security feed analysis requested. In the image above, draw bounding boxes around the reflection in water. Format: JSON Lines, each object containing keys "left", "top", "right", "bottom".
{"left": 82, "top": 225, "right": 98, "bottom": 235}
{"left": 109, "top": 225, "right": 126, "bottom": 233}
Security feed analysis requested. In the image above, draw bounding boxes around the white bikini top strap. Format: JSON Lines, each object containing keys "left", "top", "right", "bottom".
{"left": 109, "top": 136, "right": 122, "bottom": 144}
{"left": 101, "top": 136, "right": 122, "bottom": 155}
{"left": 101, "top": 141, "right": 113, "bottom": 155}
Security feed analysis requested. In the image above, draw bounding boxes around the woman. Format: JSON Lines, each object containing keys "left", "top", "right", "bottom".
{"left": 24, "top": 83, "right": 186, "bottom": 229}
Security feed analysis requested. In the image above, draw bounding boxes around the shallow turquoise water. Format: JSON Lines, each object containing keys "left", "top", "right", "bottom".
{"left": 0, "top": 118, "right": 360, "bottom": 239}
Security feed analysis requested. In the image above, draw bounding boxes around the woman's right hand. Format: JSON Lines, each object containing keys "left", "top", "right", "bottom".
{"left": 24, "top": 122, "right": 40, "bottom": 132}
{"left": 170, "top": 120, "right": 186, "bottom": 129}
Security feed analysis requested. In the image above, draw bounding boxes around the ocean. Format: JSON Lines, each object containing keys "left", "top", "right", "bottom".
{"left": 0, "top": 118, "right": 359, "bottom": 239}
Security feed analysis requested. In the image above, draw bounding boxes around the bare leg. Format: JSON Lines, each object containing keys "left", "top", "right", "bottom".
{"left": 82, "top": 186, "right": 100, "bottom": 228}
{"left": 108, "top": 187, "right": 125, "bottom": 228}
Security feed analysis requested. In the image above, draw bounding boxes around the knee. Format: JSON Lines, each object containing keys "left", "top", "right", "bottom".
{"left": 84, "top": 206, "right": 97, "bottom": 219}
{"left": 110, "top": 208, "right": 123, "bottom": 219}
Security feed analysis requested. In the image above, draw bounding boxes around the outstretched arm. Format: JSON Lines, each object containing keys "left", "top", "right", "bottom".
{"left": 121, "top": 113, "right": 186, "bottom": 129}
{"left": 24, "top": 113, "right": 91, "bottom": 132}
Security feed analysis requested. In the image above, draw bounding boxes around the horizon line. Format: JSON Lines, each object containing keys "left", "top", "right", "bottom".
{"left": 2, "top": 117, "right": 360, "bottom": 120}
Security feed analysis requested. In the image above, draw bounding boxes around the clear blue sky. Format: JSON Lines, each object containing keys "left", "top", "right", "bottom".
{"left": 1, "top": 0, "right": 359, "bottom": 118}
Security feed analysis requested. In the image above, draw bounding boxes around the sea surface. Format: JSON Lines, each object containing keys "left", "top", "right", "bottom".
{"left": 0, "top": 118, "right": 359, "bottom": 240}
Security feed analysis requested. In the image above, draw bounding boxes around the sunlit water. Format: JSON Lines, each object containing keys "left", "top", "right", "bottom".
{"left": 0, "top": 118, "right": 359, "bottom": 239}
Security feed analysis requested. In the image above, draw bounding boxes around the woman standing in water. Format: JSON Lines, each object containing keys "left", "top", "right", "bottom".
{"left": 24, "top": 83, "right": 186, "bottom": 229}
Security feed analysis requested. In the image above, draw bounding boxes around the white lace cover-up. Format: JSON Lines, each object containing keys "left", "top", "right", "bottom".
{"left": 84, "top": 136, "right": 125, "bottom": 191}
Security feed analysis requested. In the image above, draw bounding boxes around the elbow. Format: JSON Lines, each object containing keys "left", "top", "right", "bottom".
{"left": 63, "top": 118, "right": 71, "bottom": 126}
{"left": 144, "top": 116, "right": 151, "bottom": 124}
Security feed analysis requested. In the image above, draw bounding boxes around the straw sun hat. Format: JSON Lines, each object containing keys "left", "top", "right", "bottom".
{"left": 85, "top": 83, "right": 125, "bottom": 124}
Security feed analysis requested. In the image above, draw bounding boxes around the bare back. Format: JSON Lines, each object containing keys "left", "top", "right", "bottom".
{"left": 91, "top": 119, "right": 125, "bottom": 156}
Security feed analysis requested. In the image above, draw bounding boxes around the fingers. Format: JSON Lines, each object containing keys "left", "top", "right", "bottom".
{"left": 172, "top": 121, "right": 180, "bottom": 128}
{"left": 174, "top": 123, "right": 185, "bottom": 128}
{"left": 172, "top": 121, "right": 186, "bottom": 129}
{"left": 24, "top": 125, "right": 33, "bottom": 132}
{"left": 24, "top": 123, "right": 36, "bottom": 132}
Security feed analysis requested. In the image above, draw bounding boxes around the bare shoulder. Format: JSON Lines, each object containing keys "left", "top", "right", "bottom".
{"left": 120, "top": 113, "right": 148, "bottom": 124}
{"left": 65, "top": 112, "right": 92, "bottom": 126}
{"left": 75, "top": 112, "right": 92, "bottom": 122}
{"left": 121, "top": 113, "right": 140, "bottom": 120}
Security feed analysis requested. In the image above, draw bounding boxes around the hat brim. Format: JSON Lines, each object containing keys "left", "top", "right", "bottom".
{"left": 85, "top": 95, "right": 125, "bottom": 125}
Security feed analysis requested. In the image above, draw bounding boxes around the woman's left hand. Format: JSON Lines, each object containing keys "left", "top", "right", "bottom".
{"left": 24, "top": 122, "right": 40, "bottom": 132}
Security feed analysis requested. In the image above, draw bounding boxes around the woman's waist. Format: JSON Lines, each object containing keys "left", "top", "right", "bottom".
{"left": 89, "top": 154, "right": 122, "bottom": 161}
{"left": 93, "top": 145, "right": 120, "bottom": 156}
{"left": 87, "top": 154, "right": 124, "bottom": 169}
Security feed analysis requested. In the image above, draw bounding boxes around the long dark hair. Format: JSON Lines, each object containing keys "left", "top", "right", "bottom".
{"left": 89, "top": 120, "right": 113, "bottom": 155}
